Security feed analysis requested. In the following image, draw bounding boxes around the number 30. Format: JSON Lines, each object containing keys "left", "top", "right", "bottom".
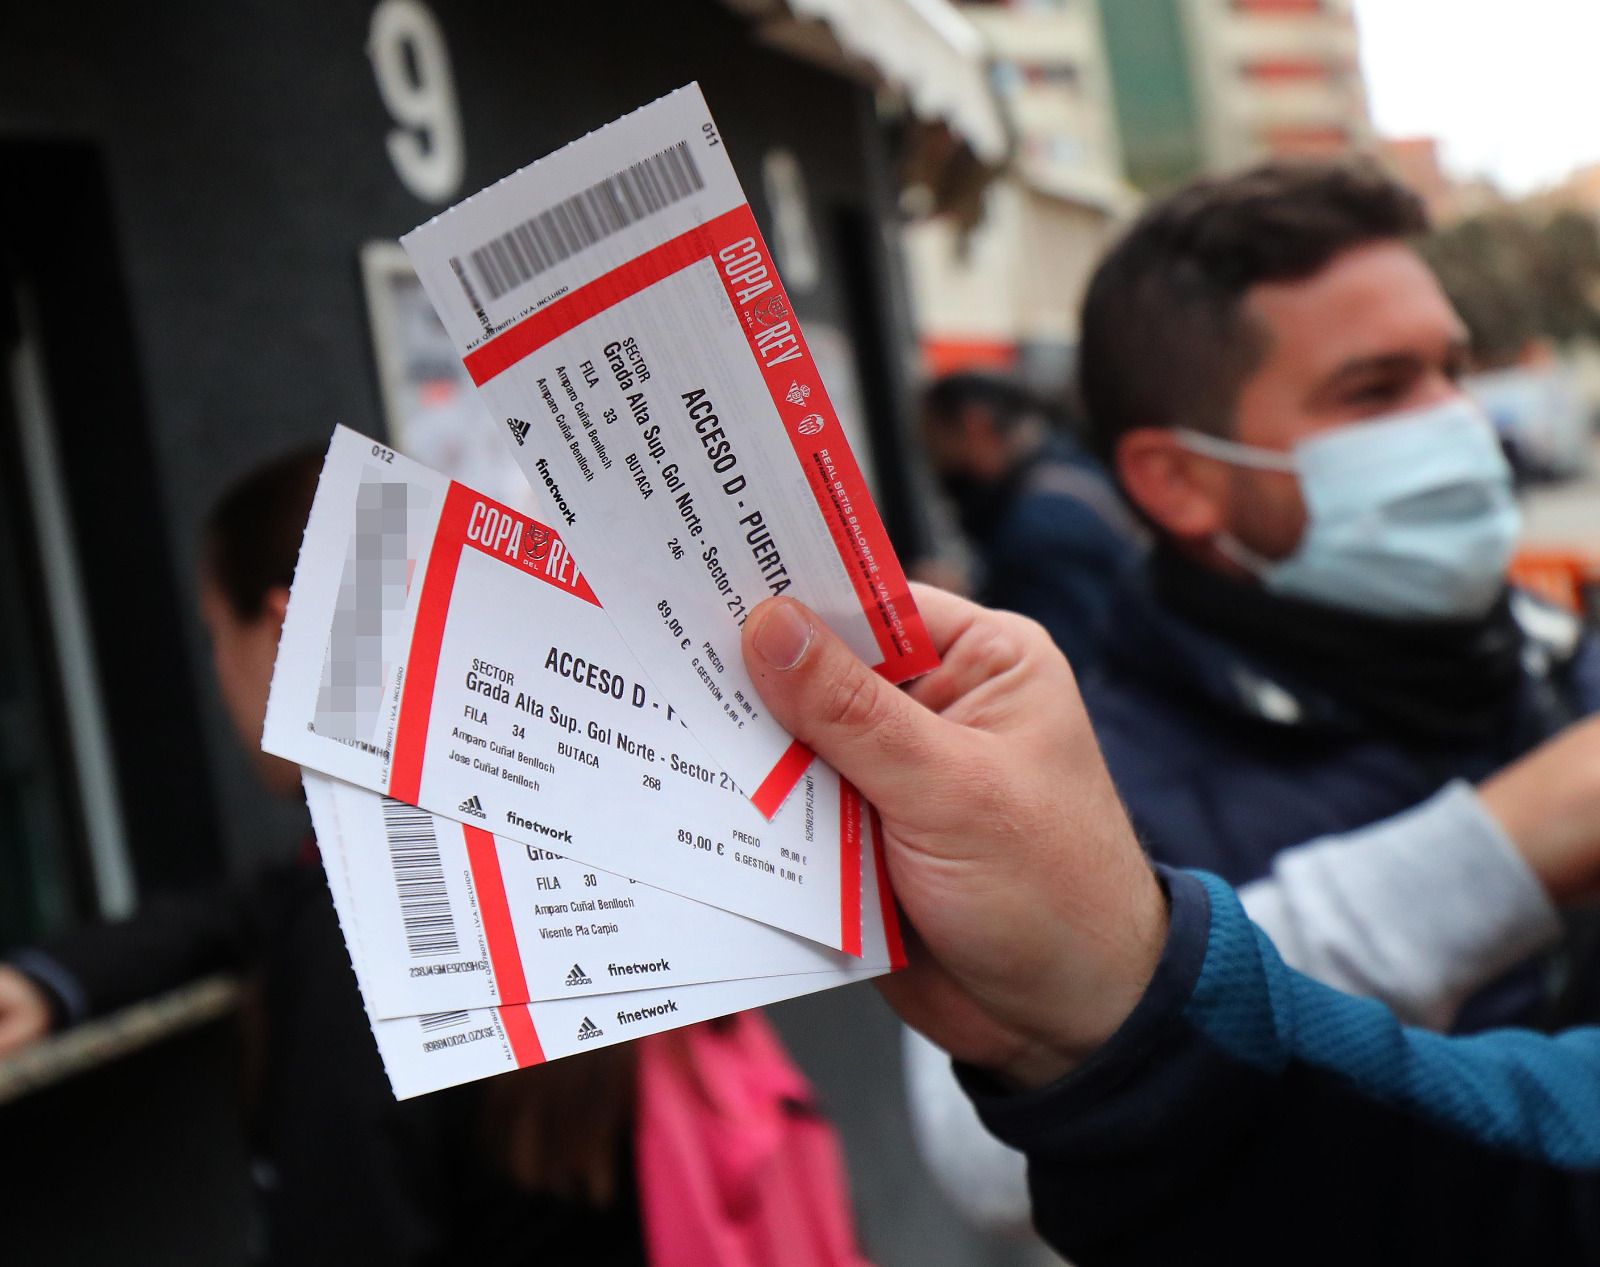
{"left": 368, "top": 0, "right": 465, "bottom": 204}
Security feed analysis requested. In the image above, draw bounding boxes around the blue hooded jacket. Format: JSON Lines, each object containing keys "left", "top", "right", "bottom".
{"left": 1082, "top": 563, "right": 1600, "bottom": 1028}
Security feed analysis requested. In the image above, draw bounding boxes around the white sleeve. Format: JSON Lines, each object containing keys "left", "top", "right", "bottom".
{"left": 1240, "top": 781, "right": 1563, "bottom": 1030}
{"left": 901, "top": 1026, "right": 1034, "bottom": 1234}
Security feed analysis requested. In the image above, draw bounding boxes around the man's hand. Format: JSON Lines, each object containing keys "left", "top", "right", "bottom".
{"left": 742, "top": 586, "right": 1167, "bottom": 1089}
{"left": 1481, "top": 717, "right": 1600, "bottom": 905}
{"left": 0, "top": 966, "right": 53, "bottom": 1056}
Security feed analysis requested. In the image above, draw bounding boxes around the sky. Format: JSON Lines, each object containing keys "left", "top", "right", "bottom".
{"left": 1352, "top": 0, "right": 1600, "bottom": 194}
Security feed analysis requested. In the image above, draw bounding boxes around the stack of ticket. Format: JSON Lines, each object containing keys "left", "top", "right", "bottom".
{"left": 264, "top": 85, "right": 936, "bottom": 1098}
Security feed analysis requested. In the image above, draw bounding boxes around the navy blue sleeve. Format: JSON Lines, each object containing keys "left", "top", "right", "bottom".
{"left": 963, "top": 868, "right": 1600, "bottom": 1265}
{"left": 981, "top": 501, "right": 1134, "bottom": 671}
{"left": 1567, "top": 628, "right": 1600, "bottom": 716}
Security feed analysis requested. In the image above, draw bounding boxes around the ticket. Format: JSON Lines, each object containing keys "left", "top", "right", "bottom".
{"left": 308, "top": 776, "right": 897, "bottom": 1099}
{"left": 265, "top": 426, "right": 863, "bottom": 951}
{"left": 304, "top": 770, "right": 900, "bottom": 1018}
{"left": 401, "top": 83, "right": 938, "bottom": 815}
{"left": 371, "top": 971, "right": 887, "bottom": 1100}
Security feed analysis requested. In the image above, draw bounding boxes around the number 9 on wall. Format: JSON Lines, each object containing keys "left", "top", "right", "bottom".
{"left": 368, "top": 0, "right": 465, "bottom": 204}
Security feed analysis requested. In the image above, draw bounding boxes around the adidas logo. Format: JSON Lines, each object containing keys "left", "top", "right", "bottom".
{"left": 565, "top": 964, "right": 593, "bottom": 987}
{"left": 458, "top": 795, "right": 487, "bottom": 819}
{"left": 506, "top": 417, "right": 531, "bottom": 446}
{"left": 576, "top": 1016, "right": 603, "bottom": 1041}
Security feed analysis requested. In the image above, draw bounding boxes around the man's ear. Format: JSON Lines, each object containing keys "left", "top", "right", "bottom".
{"left": 1115, "top": 428, "right": 1229, "bottom": 542}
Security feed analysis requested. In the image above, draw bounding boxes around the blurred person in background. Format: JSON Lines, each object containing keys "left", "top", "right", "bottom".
{"left": 920, "top": 372, "right": 1145, "bottom": 670}
{"left": 1073, "top": 160, "right": 1600, "bottom": 1035}
{"left": 1423, "top": 210, "right": 1600, "bottom": 483}
{"left": 0, "top": 450, "right": 871, "bottom": 1267}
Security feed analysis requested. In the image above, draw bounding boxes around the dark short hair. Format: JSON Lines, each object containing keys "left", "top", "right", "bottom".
{"left": 201, "top": 447, "right": 323, "bottom": 619}
{"left": 923, "top": 371, "right": 1049, "bottom": 435}
{"left": 1077, "top": 160, "right": 1430, "bottom": 462}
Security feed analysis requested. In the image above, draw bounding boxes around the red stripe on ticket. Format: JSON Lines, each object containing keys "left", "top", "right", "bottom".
{"left": 751, "top": 739, "right": 814, "bottom": 821}
{"left": 839, "top": 781, "right": 863, "bottom": 958}
{"left": 701, "top": 206, "right": 937, "bottom": 683}
{"left": 463, "top": 823, "right": 531, "bottom": 1003}
{"left": 498, "top": 1006, "right": 547, "bottom": 1069}
{"left": 390, "top": 485, "right": 474, "bottom": 804}
{"left": 870, "top": 807, "right": 907, "bottom": 972}
{"left": 464, "top": 824, "right": 546, "bottom": 1067}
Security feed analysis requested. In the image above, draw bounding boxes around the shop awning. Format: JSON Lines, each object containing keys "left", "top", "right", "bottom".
{"left": 723, "top": 0, "right": 1010, "bottom": 170}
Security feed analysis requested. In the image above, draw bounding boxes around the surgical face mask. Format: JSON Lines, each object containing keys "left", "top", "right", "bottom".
{"left": 1176, "top": 397, "right": 1522, "bottom": 621}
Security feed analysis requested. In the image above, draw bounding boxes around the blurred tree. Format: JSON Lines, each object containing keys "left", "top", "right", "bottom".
{"left": 1419, "top": 210, "right": 1600, "bottom": 368}
{"left": 1536, "top": 212, "right": 1600, "bottom": 343}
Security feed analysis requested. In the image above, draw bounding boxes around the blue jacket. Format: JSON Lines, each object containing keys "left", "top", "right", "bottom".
{"left": 970, "top": 438, "right": 1146, "bottom": 672}
{"left": 1081, "top": 569, "right": 1600, "bottom": 1029}
{"left": 1084, "top": 571, "right": 1600, "bottom": 880}
{"left": 966, "top": 868, "right": 1600, "bottom": 1265}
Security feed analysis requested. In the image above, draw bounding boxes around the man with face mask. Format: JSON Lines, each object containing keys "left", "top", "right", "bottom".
{"left": 920, "top": 372, "right": 1146, "bottom": 671}
{"left": 1075, "top": 160, "right": 1600, "bottom": 1033}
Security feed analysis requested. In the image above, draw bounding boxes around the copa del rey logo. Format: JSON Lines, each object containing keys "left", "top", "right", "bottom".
{"left": 523, "top": 522, "right": 554, "bottom": 570}
{"left": 717, "top": 236, "right": 804, "bottom": 368}
{"left": 750, "top": 294, "right": 790, "bottom": 329}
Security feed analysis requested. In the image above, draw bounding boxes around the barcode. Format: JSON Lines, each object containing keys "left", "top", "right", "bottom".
{"left": 466, "top": 140, "right": 705, "bottom": 302}
{"left": 381, "top": 798, "right": 460, "bottom": 958}
{"left": 419, "top": 1010, "right": 469, "bottom": 1033}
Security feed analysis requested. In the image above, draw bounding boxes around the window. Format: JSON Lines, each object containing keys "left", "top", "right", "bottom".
{"left": 1232, "top": 0, "right": 1323, "bottom": 13}
{"left": 1263, "top": 124, "right": 1349, "bottom": 154}
{"left": 991, "top": 61, "right": 1024, "bottom": 96}
{"left": 1242, "top": 58, "right": 1331, "bottom": 82}
{"left": 1026, "top": 133, "right": 1088, "bottom": 166}
{"left": 1023, "top": 62, "right": 1081, "bottom": 90}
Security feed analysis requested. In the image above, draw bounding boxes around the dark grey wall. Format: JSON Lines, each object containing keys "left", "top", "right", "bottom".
{"left": 2, "top": 0, "right": 921, "bottom": 879}
{"left": 0, "top": 4, "right": 1033, "bottom": 1265}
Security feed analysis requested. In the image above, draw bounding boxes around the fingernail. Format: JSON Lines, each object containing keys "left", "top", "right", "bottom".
{"left": 754, "top": 601, "right": 813, "bottom": 670}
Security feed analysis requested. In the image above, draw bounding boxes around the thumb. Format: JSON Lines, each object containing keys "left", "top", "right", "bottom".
{"left": 742, "top": 597, "right": 951, "bottom": 808}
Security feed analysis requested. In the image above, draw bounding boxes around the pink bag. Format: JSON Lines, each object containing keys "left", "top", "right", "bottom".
{"left": 636, "top": 1012, "right": 875, "bottom": 1267}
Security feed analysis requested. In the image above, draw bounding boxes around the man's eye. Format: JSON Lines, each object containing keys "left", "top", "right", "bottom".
{"left": 1347, "top": 381, "right": 1403, "bottom": 407}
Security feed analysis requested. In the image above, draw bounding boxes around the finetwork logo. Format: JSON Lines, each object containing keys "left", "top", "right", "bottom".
{"left": 608, "top": 958, "right": 671, "bottom": 978}
{"left": 458, "top": 795, "right": 487, "bottom": 819}
{"left": 565, "top": 964, "right": 593, "bottom": 987}
{"left": 506, "top": 417, "right": 531, "bottom": 446}
{"left": 576, "top": 1016, "right": 603, "bottom": 1041}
